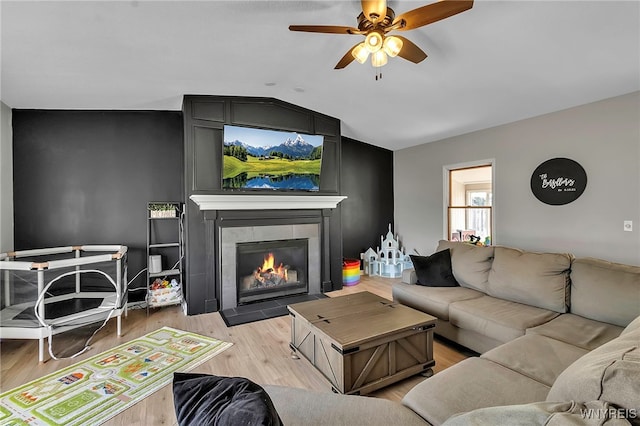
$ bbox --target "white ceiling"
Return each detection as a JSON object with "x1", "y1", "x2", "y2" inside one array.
[{"x1": 1, "y1": 1, "x2": 638, "y2": 151}]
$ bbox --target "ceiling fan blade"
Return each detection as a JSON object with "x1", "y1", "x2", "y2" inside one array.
[
  {"x1": 395, "y1": 36, "x2": 428, "y2": 63},
  {"x1": 334, "y1": 44, "x2": 360, "y2": 69},
  {"x1": 289, "y1": 25, "x2": 359, "y2": 35},
  {"x1": 361, "y1": 0, "x2": 387, "y2": 23},
  {"x1": 394, "y1": 0, "x2": 473, "y2": 31}
]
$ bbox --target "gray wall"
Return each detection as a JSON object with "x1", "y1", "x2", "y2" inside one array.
[
  {"x1": 0, "y1": 102, "x2": 13, "y2": 252},
  {"x1": 394, "y1": 92, "x2": 640, "y2": 266}
]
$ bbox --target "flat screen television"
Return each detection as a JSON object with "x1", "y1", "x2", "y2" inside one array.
[{"x1": 222, "y1": 124, "x2": 324, "y2": 191}]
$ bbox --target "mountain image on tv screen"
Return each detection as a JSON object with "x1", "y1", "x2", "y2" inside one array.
[{"x1": 222, "y1": 125, "x2": 323, "y2": 191}]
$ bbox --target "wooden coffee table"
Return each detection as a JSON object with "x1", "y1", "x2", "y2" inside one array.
[{"x1": 288, "y1": 291, "x2": 436, "y2": 395}]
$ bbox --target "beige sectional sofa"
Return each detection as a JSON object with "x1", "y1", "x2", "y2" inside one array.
[
  {"x1": 394, "y1": 240, "x2": 637, "y2": 353},
  {"x1": 262, "y1": 241, "x2": 640, "y2": 425}
]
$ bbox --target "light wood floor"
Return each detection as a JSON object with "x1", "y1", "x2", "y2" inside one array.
[{"x1": 0, "y1": 275, "x2": 469, "y2": 425}]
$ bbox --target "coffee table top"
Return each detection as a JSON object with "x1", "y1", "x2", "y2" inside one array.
[{"x1": 288, "y1": 291, "x2": 436, "y2": 349}]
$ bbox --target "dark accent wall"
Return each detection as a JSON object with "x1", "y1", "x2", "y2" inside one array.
[
  {"x1": 182, "y1": 96, "x2": 343, "y2": 315},
  {"x1": 11, "y1": 106, "x2": 393, "y2": 315},
  {"x1": 12, "y1": 110, "x2": 184, "y2": 295},
  {"x1": 341, "y1": 137, "x2": 394, "y2": 259}
]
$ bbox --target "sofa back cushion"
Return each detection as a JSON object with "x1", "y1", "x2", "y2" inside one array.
[
  {"x1": 487, "y1": 247, "x2": 572, "y2": 313},
  {"x1": 570, "y1": 258, "x2": 640, "y2": 327},
  {"x1": 436, "y1": 240, "x2": 494, "y2": 292},
  {"x1": 546, "y1": 324, "x2": 640, "y2": 413}
]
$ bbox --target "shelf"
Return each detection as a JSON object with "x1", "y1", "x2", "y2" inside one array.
[
  {"x1": 148, "y1": 298, "x2": 183, "y2": 308},
  {"x1": 149, "y1": 243, "x2": 180, "y2": 248},
  {"x1": 147, "y1": 202, "x2": 184, "y2": 314},
  {"x1": 149, "y1": 269, "x2": 180, "y2": 278}
]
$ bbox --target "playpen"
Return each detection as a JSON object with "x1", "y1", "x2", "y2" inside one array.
[{"x1": 0, "y1": 245, "x2": 128, "y2": 362}]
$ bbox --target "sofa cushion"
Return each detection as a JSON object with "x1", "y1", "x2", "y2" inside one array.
[
  {"x1": 526, "y1": 313, "x2": 624, "y2": 350},
  {"x1": 547, "y1": 326, "x2": 640, "y2": 413},
  {"x1": 402, "y1": 357, "x2": 550, "y2": 426},
  {"x1": 263, "y1": 385, "x2": 427, "y2": 426},
  {"x1": 449, "y1": 295, "x2": 559, "y2": 344},
  {"x1": 487, "y1": 246, "x2": 572, "y2": 313},
  {"x1": 436, "y1": 240, "x2": 494, "y2": 292},
  {"x1": 570, "y1": 257, "x2": 640, "y2": 327},
  {"x1": 172, "y1": 373, "x2": 282, "y2": 426},
  {"x1": 442, "y1": 401, "x2": 634, "y2": 426},
  {"x1": 410, "y1": 249, "x2": 459, "y2": 287},
  {"x1": 481, "y1": 334, "x2": 588, "y2": 386},
  {"x1": 392, "y1": 283, "x2": 484, "y2": 320}
]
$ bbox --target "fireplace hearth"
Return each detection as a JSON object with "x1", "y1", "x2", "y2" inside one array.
[{"x1": 237, "y1": 239, "x2": 308, "y2": 305}]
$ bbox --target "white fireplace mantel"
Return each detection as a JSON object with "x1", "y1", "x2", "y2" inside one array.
[{"x1": 190, "y1": 194, "x2": 347, "y2": 211}]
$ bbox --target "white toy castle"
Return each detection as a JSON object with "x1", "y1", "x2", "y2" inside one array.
[{"x1": 361, "y1": 224, "x2": 413, "y2": 278}]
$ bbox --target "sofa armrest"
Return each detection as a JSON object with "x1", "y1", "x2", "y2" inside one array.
[{"x1": 403, "y1": 268, "x2": 418, "y2": 284}]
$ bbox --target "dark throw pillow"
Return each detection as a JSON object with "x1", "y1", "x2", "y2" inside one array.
[
  {"x1": 410, "y1": 249, "x2": 459, "y2": 287},
  {"x1": 173, "y1": 373, "x2": 282, "y2": 426}
]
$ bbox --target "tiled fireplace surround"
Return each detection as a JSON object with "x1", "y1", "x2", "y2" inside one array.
[
  {"x1": 190, "y1": 195, "x2": 347, "y2": 311},
  {"x1": 219, "y1": 223, "x2": 321, "y2": 310}
]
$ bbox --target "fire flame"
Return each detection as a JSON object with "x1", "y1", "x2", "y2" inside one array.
[{"x1": 257, "y1": 253, "x2": 288, "y2": 281}]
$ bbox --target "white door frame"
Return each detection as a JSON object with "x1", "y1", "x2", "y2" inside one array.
[{"x1": 442, "y1": 159, "x2": 496, "y2": 243}]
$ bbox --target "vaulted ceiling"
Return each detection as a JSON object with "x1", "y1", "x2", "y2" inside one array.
[{"x1": 1, "y1": 1, "x2": 638, "y2": 150}]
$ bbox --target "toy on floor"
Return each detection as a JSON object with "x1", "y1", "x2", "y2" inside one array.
[{"x1": 361, "y1": 224, "x2": 413, "y2": 278}]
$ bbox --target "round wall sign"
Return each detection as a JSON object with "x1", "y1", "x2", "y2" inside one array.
[{"x1": 530, "y1": 158, "x2": 587, "y2": 205}]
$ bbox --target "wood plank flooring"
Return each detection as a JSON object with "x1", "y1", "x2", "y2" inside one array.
[{"x1": 0, "y1": 275, "x2": 469, "y2": 425}]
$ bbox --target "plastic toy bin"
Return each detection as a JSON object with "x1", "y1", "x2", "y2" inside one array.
[{"x1": 342, "y1": 258, "x2": 361, "y2": 286}]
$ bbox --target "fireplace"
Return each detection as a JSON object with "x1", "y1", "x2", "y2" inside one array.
[
  {"x1": 236, "y1": 238, "x2": 308, "y2": 305},
  {"x1": 218, "y1": 221, "x2": 323, "y2": 310},
  {"x1": 188, "y1": 193, "x2": 347, "y2": 313}
]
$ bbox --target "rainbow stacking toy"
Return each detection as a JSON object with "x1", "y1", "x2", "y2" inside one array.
[{"x1": 342, "y1": 258, "x2": 361, "y2": 286}]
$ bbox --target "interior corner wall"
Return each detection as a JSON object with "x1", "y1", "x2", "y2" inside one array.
[
  {"x1": 394, "y1": 91, "x2": 640, "y2": 266},
  {"x1": 12, "y1": 110, "x2": 184, "y2": 293},
  {"x1": 0, "y1": 102, "x2": 14, "y2": 252},
  {"x1": 341, "y1": 137, "x2": 394, "y2": 259}
]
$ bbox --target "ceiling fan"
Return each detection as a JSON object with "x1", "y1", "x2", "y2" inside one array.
[{"x1": 289, "y1": 0, "x2": 474, "y2": 71}]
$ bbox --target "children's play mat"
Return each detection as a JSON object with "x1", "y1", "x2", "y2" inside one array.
[{"x1": 0, "y1": 327, "x2": 232, "y2": 425}]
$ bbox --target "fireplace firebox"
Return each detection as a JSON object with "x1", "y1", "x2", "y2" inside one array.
[{"x1": 236, "y1": 238, "x2": 308, "y2": 305}]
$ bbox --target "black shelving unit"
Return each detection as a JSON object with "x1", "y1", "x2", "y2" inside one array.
[{"x1": 146, "y1": 202, "x2": 184, "y2": 312}]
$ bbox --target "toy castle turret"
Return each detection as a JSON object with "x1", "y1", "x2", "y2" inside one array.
[{"x1": 361, "y1": 224, "x2": 413, "y2": 278}]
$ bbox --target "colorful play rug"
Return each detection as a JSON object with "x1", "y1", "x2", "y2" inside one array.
[{"x1": 0, "y1": 327, "x2": 233, "y2": 425}]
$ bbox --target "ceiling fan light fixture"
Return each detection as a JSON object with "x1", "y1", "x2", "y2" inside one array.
[
  {"x1": 371, "y1": 50, "x2": 388, "y2": 67},
  {"x1": 364, "y1": 31, "x2": 384, "y2": 53},
  {"x1": 290, "y1": 0, "x2": 474, "y2": 71},
  {"x1": 352, "y1": 43, "x2": 370, "y2": 64},
  {"x1": 383, "y1": 36, "x2": 403, "y2": 57}
]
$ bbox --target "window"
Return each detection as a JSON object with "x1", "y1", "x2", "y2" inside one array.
[{"x1": 446, "y1": 164, "x2": 493, "y2": 245}]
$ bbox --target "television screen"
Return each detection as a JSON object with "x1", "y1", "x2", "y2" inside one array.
[{"x1": 222, "y1": 125, "x2": 324, "y2": 191}]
